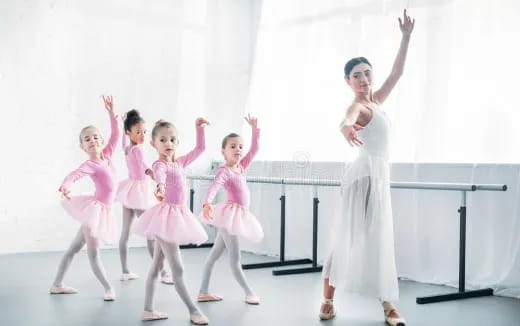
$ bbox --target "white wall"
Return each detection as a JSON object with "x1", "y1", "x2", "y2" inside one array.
[{"x1": 0, "y1": 0, "x2": 261, "y2": 253}]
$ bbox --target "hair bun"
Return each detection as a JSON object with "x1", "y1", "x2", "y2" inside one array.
[
  {"x1": 123, "y1": 109, "x2": 145, "y2": 132},
  {"x1": 126, "y1": 109, "x2": 140, "y2": 119}
]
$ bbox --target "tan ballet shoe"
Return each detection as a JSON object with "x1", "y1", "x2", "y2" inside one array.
[
  {"x1": 160, "y1": 274, "x2": 174, "y2": 285},
  {"x1": 141, "y1": 310, "x2": 168, "y2": 321},
  {"x1": 319, "y1": 298, "x2": 336, "y2": 321},
  {"x1": 190, "y1": 313, "x2": 209, "y2": 325},
  {"x1": 49, "y1": 285, "x2": 78, "y2": 294},
  {"x1": 384, "y1": 308, "x2": 406, "y2": 326},
  {"x1": 103, "y1": 290, "x2": 116, "y2": 301},
  {"x1": 120, "y1": 272, "x2": 139, "y2": 281},
  {"x1": 245, "y1": 295, "x2": 260, "y2": 305},
  {"x1": 197, "y1": 293, "x2": 223, "y2": 302}
]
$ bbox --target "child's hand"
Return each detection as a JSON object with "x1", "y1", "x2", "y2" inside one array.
[
  {"x1": 196, "y1": 117, "x2": 210, "y2": 128},
  {"x1": 154, "y1": 184, "x2": 165, "y2": 202},
  {"x1": 102, "y1": 95, "x2": 116, "y2": 116},
  {"x1": 203, "y1": 204, "x2": 213, "y2": 221},
  {"x1": 244, "y1": 114, "x2": 258, "y2": 129},
  {"x1": 59, "y1": 186, "x2": 71, "y2": 200},
  {"x1": 145, "y1": 168, "x2": 154, "y2": 180}
]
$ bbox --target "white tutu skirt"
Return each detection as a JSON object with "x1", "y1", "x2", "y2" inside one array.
[
  {"x1": 324, "y1": 155, "x2": 399, "y2": 301},
  {"x1": 116, "y1": 178, "x2": 156, "y2": 210},
  {"x1": 132, "y1": 203, "x2": 208, "y2": 245},
  {"x1": 61, "y1": 196, "x2": 117, "y2": 244},
  {"x1": 202, "y1": 203, "x2": 264, "y2": 242}
]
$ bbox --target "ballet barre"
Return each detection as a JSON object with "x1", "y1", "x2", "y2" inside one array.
[
  {"x1": 188, "y1": 176, "x2": 351, "y2": 273},
  {"x1": 187, "y1": 176, "x2": 316, "y2": 270},
  {"x1": 389, "y1": 182, "x2": 506, "y2": 304},
  {"x1": 187, "y1": 175, "x2": 507, "y2": 304}
]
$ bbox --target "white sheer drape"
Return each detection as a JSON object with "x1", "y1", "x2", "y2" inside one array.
[
  {"x1": 240, "y1": 0, "x2": 520, "y2": 300},
  {"x1": 247, "y1": 0, "x2": 520, "y2": 163}
]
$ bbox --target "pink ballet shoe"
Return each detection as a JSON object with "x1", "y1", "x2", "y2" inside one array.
[
  {"x1": 384, "y1": 308, "x2": 406, "y2": 326},
  {"x1": 49, "y1": 285, "x2": 78, "y2": 294},
  {"x1": 120, "y1": 272, "x2": 139, "y2": 281},
  {"x1": 190, "y1": 313, "x2": 209, "y2": 325},
  {"x1": 103, "y1": 290, "x2": 116, "y2": 301},
  {"x1": 197, "y1": 293, "x2": 223, "y2": 302},
  {"x1": 319, "y1": 298, "x2": 336, "y2": 321},
  {"x1": 160, "y1": 274, "x2": 174, "y2": 285},
  {"x1": 245, "y1": 295, "x2": 260, "y2": 305},
  {"x1": 141, "y1": 310, "x2": 168, "y2": 321}
]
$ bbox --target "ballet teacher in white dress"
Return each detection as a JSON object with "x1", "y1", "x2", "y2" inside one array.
[{"x1": 319, "y1": 9, "x2": 415, "y2": 326}]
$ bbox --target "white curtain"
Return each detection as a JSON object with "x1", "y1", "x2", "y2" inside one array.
[
  {"x1": 0, "y1": 0, "x2": 261, "y2": 253},
  {"x1": 247, "y1": 0, "x2": 520, "y2": 163}
]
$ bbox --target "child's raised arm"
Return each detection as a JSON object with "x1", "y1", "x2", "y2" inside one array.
[
  {"x1": 101, "y1": 95, "x2": 120, "y2": 159},
  {"x1": 240, "y1": 114, "x2": 260, "y2": 170},
  {"x1": 177, "y1": 118, "x2": 209, "y2": 168}
]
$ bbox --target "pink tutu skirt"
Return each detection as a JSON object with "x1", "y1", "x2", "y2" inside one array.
[
  {"x1": 202, "y1": 203, "x2": 264, "y2": 242},
  {"x1": 132, "y1": 203, "x2": 208, "y2": 245},
  {"x1": 61, "y1": 196, "x2": 117, "y2": 244},
  {"x1": 116, "y1": 178, "x2": 156, "y2": 210}
]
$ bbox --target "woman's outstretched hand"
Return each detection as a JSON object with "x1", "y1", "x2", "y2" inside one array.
[
  {"x1": 341, "y1": 124, "x2": 365, "y2": 147},
  {"x1": 399, "y1": 9, "x2": 415, "y2": 36}
]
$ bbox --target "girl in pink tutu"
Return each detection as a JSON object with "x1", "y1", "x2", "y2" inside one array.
[
  {"x1": 197, "y1": 114, "x2": 263, "y2": 305},
  {"x1": 50, "y1": 95, "x2": 119, "y2": 301},
  {"x1": 131, "y1": 118, "x2": 209, "y2": 324},
  {"x1": 116, "y1": 109, "x2": 171, "y2": 284}
]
